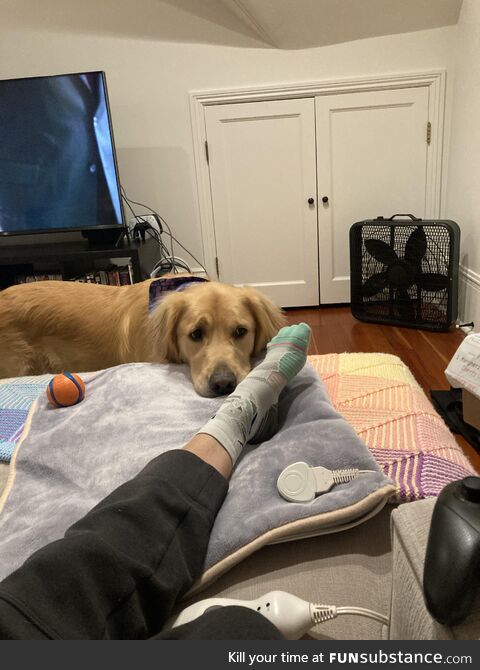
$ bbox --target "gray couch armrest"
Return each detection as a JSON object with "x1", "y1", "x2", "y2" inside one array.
[
  {"x1": 390, "y1": 498, "x2": 480, "y2": 640},
  {"x1": 0, "y1": 462, "x2": 9, "y2": 498}
]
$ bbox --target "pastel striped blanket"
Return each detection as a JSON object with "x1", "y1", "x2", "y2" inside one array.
[
  {"x1": 0, "y1": 375, "x2": 51, "y2": 462},
  {"x1": 309, "y1": 352, "x2": 477, "y2": 502}
]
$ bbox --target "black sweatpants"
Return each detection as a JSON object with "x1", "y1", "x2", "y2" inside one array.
[{"x1": 0, "y1": 450, "x2": 283, "y2": 640}]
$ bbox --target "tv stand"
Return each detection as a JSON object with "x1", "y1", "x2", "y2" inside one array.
[
  {"x1": 81, "y1": 227, "x2": 128, "y2": 248},
  {"x1": 0, "y1": 236, "x2": 160, "y2": 289}
]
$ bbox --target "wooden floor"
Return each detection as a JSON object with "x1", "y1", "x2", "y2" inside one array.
[{"x1": 284, "y1": 305, "x2": 480, "y2": 472}]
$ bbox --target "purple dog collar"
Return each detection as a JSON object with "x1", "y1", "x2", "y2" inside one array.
[{"x1": 148, "y1": 276, "x2": 209, "y2": 313}]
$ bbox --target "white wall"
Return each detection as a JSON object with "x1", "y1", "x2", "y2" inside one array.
[
  {"x1": 444, "y1": 0, "x2": 480, "y2": 329},
  {"x1": 0, "y1": 19, "x2": 454, "y2": 272}
]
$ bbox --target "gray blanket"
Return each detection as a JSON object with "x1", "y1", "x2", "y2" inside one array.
[{"x1": 0, "y1": 362, "x2": 394, "y2": 588}]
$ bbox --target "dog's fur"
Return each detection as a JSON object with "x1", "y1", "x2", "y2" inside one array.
[{"x1": 0, "y1": 278, "x2": 286, "y2": 396}]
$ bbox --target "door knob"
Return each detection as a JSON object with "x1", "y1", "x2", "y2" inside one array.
[
  {"x1": 322, "y1": 196, "x2": 329, "y2": 204},
  {"x1": 308, "y1": 197, "x2": 315, "y2": 205}
]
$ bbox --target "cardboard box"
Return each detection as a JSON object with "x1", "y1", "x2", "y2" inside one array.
[{"x1": 462, "y1": 389, "x2": 480, "y2": 431}]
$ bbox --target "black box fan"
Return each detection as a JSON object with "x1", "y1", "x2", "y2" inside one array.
[{"x1": 350, "y1": 214, "x2": 460, "y2": 332}]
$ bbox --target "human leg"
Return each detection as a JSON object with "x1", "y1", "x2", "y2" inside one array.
[{"x1": 0, "y1": 449, "x2": 227, "y2": 639}]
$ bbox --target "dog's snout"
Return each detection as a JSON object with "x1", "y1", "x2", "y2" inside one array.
[{"x1": 209, "y1": 367, "x2": 237, "y2": 396}]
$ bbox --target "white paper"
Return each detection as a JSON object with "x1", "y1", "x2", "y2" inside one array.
[{"x1": 445, "y1": 333, "x2": 480, "y2": 400}]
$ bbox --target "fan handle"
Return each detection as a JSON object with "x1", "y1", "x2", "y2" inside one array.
[{"x1": 388, "y1": 213, "x2": 421, "y2": 221}]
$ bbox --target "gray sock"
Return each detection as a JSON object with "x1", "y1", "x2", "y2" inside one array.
[{"x1": 197, "y1": 323, "x2": 311, "y2": 464}]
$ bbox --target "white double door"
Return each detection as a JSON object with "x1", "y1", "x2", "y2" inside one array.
[{"x1": 205, "y1": 87, "x2": 431, "y2": 306}]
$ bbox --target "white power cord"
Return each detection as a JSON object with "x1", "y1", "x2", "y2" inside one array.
[
  {"x1": 312, "y1": 605, "x2": 389, "y2": 626},
  {"x1": 169, "y1": 590, "x2": 389, "y2": 639}
]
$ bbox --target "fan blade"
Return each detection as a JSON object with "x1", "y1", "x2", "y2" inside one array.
[
  {"x1": 395, "y1": 289, "x2": 416, "y2": 322},
  {"x1": 362, "y1": 272, "x2": 389, "y2": 297},
  {"x1": 417, "y1": 273, "x2": 449, "y2": 292},
  {"x1": 365, "y1": 239, "x2": 398, "y2": 265},
  {"x1": 404, "y1": 226, "x2": 427, "y2": 264}
]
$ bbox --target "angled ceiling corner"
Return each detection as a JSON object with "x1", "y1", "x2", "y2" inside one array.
[{"x1": 219, "y1": 0, "x2": 279, "y2": 47}]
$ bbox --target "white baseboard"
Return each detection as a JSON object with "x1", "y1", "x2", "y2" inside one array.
[
  {"x1": 459, "y1": 265, "x2": 480, "y2": 332},
  {"x1": 191, "y1": 267, "x2": 209, "y2": 278}
]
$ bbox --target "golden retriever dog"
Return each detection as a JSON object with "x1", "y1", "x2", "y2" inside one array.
[{"x1": 0, "y1": 278, "x2": 286, "y2": 396}]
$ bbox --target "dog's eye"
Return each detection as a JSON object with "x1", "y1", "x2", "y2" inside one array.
[
  {"x1": 190, "y1": 328, "x2": 203, "y2": 342},
  {"x1": 233, "y1": 327, "x2": 248, "y2": 339}
]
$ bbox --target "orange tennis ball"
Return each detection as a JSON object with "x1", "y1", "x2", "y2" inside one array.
[{"x1": 46, "y1": 372, "x2": 86, "y2": 408}]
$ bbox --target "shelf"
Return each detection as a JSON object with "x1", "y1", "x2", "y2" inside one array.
[{"x1": 0, "y1": 236, "x2": 160, "y2": 288}]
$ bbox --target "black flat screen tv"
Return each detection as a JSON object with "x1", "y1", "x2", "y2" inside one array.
[{"x1": 0, "y1": 71, "x2": 125, "y2": 236}]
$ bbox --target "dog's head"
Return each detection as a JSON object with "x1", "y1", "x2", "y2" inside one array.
[{"x1": 149, "y1": 281, "x2": 286, "y2": 396}]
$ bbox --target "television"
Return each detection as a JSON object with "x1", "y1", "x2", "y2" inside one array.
[{"x1": 0, "y1": 71, "x2": 125, "y2": 237}]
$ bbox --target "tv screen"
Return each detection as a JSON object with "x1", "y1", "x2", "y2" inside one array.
[{"x1": 0, "y1": 71, "x2": 124, "y2": 236}]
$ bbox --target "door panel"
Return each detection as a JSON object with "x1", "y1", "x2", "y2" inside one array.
[
  {"x1": 315, "y1": 87, "x2": 430, "y2": 303},
  {"x1": 205, "y1": 98, "x2": 319, "y2": 307}
]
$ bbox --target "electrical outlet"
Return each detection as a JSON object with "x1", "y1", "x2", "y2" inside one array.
[{"x1": 128, "y1": 215, "x2": 161, "y2": 235}]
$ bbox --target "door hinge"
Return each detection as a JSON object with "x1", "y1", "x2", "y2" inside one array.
[
  {"x1": 205, "y1": 140, "x2": 210, "y2": 163},
  {"x1": 426, "y1": 121, "x2": 432, "y2": 145},
  {"x1": 215, "y1": 256, "x2": 219, "y2": 278}
]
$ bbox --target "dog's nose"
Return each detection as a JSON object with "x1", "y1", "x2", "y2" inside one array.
[{"x1": 209, "y1": 367, "x2": 237, "y2": 396}]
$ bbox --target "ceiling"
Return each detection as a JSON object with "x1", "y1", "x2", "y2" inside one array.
[
  {"x1": 0, "y1": 0, "x2": 463, "y2": 48},
  {"x1": 225, "y1": 0, "x2": 464, "y2": 49}
]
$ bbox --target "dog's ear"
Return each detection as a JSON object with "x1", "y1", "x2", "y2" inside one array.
[
  {"x1": 242, "y1": 287, "x2": 287, "y2": 355},
  {"x1": 149, "y1": 292, "x2": 186, "y2": 362}
]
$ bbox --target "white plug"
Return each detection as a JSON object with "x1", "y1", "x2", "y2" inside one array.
[
  {"x1": 277, "y1": 462, "x2": 377, "y2": 503},
  {"x1": 168, "y1": 590, "x2": 388, "y2": 639}
]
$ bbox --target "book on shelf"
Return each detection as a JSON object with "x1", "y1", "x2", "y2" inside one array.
[
  {"x1": 70, "y1": 263, "x2": 134, "y2": 286},
  {"x1": 15, "y1": 272, "x2": 63, "y2": 284},
  {"x1": 14, "y1": 263, "x2": 135, "y2": 286}
]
